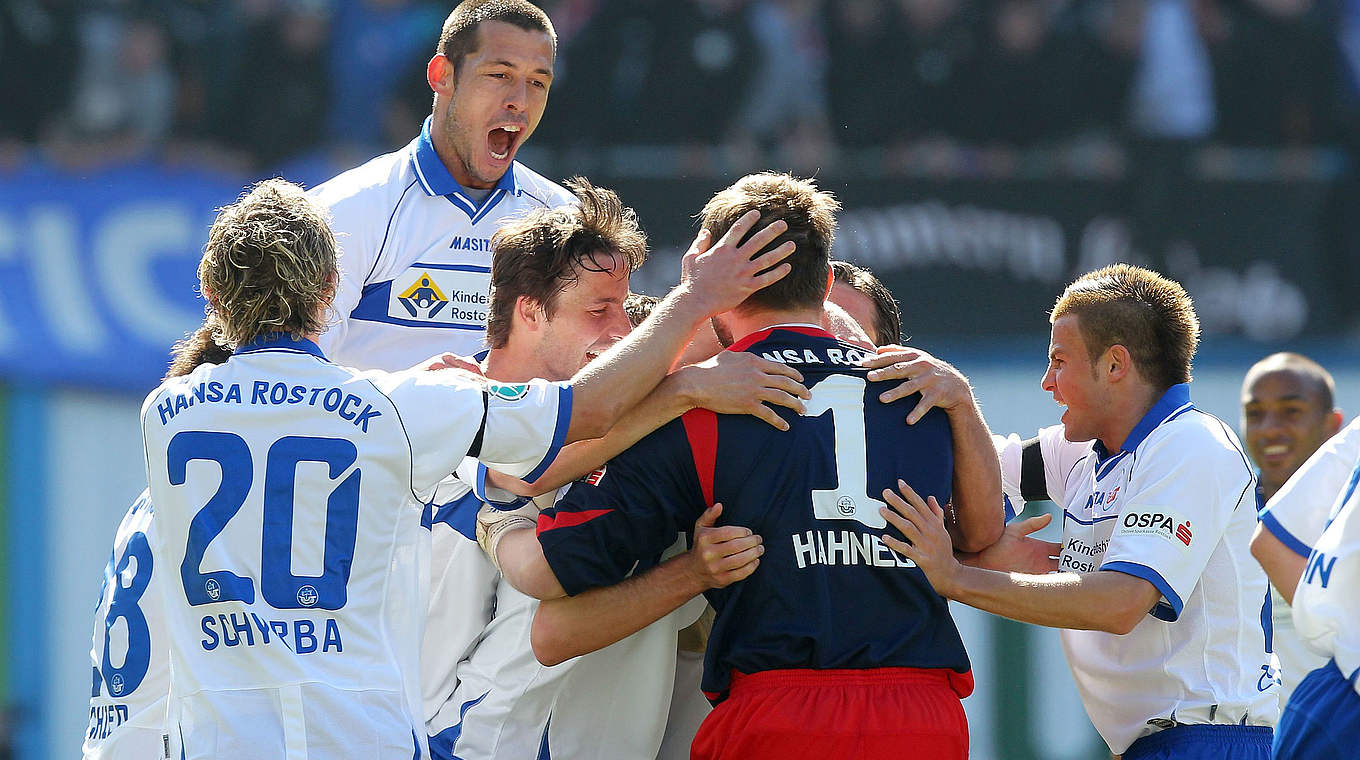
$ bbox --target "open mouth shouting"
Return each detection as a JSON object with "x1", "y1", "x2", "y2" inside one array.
[{"x1": 488, "y1": 124, "x2": 524, "y2": 162}]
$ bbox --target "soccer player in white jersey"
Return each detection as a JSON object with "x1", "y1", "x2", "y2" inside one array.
[
  {"x1": 1257, "y1": 422, "x2": 1360, "y2": 759},
  {"x1": 141, "y1": 179, "x2": 795, "y2": 759},
  {"x1": 311, "y1": 0, "x2": 570, "y2": 368},
  {"x1": 1254, "y1": 419, "x2": 1360, "y2": 602},
  {"x1": 880, "y1": 264, "x2": 1278, "y2": 759},
  {"x1": 1238, "y1": 353, "x2": 1343, "y2": 702},
  {"x1": 84, "y1": 326, "x2": 232, "y2": 759},
  {"x1": 425, "y1": 180, "x2": 805, "y2": 760},
  {"x1": 306, "y1": 1, "x2": 572, "y2": 701}
]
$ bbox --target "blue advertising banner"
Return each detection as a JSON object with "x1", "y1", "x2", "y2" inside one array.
[{"x1": 0, "y1": 159, "x2": 1346, "y2": 392}]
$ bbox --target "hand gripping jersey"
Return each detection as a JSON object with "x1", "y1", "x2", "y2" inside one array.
[
  {"x1": 309, "y1": 116, "x2": 575, "y2": 369},
  {"x1": 139, "y1": 334, "x2": 570, "y2": 760},
  {"x1": 84, "y1": 490, "x2": 167, "y2": 759},
  {"x1": 995, "y1": 385, "x2": 1278, "y2": 754},
  {"x1": 537, "y1": 326, "x2": 968, "y2": 702}
]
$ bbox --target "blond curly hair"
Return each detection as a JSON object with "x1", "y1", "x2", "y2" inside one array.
[{"x1": 198, "y1": 179, "x2": 337, "y2": 348}]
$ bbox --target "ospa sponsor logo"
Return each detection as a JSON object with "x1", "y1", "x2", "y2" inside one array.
[{"x1": 1119, "y1": 510, "x2": 1193, "y2": 547}]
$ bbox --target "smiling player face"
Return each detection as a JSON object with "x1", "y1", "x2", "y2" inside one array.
[
  {"x1": 535, "y1": 251, "x2": 633, "y2": 381},
  {"x1": 1241, "y1": 369, "x2": 1337, "y2": 496},
  {"x1": 436, "y1": 21, "x2": 554, "y2": 188}
]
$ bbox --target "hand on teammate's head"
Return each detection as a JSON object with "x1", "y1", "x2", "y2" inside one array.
[{"x1": 676, "y1": 210, "x2": 796, "y2": 317}]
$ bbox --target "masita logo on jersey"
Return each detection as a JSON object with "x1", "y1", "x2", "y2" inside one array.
[
  {"x1": 1119, "y1": 510, "x2": 1194, "y2": 547},
  {"x1": 386, "y1": 264, "x2": 490, "y2": 327}
]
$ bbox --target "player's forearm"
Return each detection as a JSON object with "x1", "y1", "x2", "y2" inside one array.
[
  {"x1": 506, "y1": 375, "x2": 694, "y2": 495},
  {"x1": 939, "y1": 565, "x2": 1160, "y2": 634},
  {"x1": 495, "y1": 527, "x2": 567, "y2": 600},
  {"x1": 565, "y1": 293, "x2": 707, "y2": 442},
  {"x1": 944, "y1": 399, "x2": 1005, "y2": 553},
  {"x1": 530, "y1": 554, "x2": 706, "y2": 666},
  {"x1": 1250, "y1": 523, "x2": 1307, "y2": 604}
]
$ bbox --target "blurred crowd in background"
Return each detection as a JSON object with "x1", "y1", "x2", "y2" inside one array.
[{"x1": 2, "y1": 0, "x2": 1358, "y2": 174}]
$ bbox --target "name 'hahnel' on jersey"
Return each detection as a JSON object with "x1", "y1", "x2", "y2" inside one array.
[
  {"x1": 155, "y1": 381, "x2": 383, "y2": 432},
  {"x1": 792, "y1": 529, "x2": 918, "y2": 569}
]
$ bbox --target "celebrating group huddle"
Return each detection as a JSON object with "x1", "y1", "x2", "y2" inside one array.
[{"x1": 85, "y1": 2, "x2": 1359, "y2": 760}]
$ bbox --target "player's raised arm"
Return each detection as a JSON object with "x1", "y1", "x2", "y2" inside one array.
[
  {"x1": 488, "y1": 351, "x2": 808, "y2": 496},
  {"x1": 563, "y1": 210, "x2": 795, "y2": 442}
]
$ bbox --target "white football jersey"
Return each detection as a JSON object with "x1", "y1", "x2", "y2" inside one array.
[
  {"x1": 1259, "y1": 419, "x2": 1360, "y2": 700},
  {"x1": 418, "y1": 461, "x2": 503, "y2": 730},
  {"x1": 995, "y1": 384, "x2": 1278, "y2": 754},
  {"x1": 426, "y1": 482, "x2": 704, "y2": 760},
  {"x1": 140, "y1": 334, "x2": 570, "y2": 760},
  {"x1": 84, "y1": 490, "x2": 168, "y2": 760},
  {"x1": 547, "y1": 591, "x2": 707, "y2": 760},
  {"x1": 1291, "y1": 445, "x2": 1360, "y2": 697},
  {"x1": 310, "y1": 116, "x2": 574, "y2": 370},
  {"x1": 656, "y1": 650, "x2": 713, "y2": 760},
  {"x1": 1260, "y1": 418, "x2": 1360, "y2": 564}
]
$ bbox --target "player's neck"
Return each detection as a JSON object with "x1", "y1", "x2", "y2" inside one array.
[
  {"x1": 724, "y1": 306, "x2": 825, "y2": 344},
  {"x1": 430, "y1": 123, "x2": 497, "y2": 191},
  {"x1": 1098, "y1": 382, "x2": 1165, "y2": 453},
  {"x1": 482, "y1": 345, "x2": 551, "y2": 384}
]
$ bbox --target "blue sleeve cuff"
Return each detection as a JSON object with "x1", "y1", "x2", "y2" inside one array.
[
  {"x1": 1003, "y1": 494, "x2": 1017, "y2": 523},
  {"x1": 472, "y1": 462, "x2": 529, "y2": 510},
  {"x1": 1100, "y1": 560, "x2": 1184, "y2": 622},
  {"x1": 522, "y1": 383, "x2": 573, "y2": 484},
  {"x1": 1259, "y1": 511, "x2": 1314, "y2": 559}
]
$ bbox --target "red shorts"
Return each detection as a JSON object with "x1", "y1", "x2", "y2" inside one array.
[{"x1": 690, "y1": 667, "x2": 972, "y2": 760}]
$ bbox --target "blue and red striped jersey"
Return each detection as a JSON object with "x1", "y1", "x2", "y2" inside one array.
[{"x1": 536, "y1": 326, "x2": 970, "y2": 700}]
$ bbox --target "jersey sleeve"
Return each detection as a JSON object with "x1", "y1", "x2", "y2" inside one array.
[
  {"x1": 1291, "y1": 475, "x2": 1360, "y2": 666},
  {"x1": 1260, "y1": 418, "x2": 1360, "y2": 558},
  {"x1": 374, "y1": 369, "x2": 571, "y2": 497},
  {"x1": 536, "y1": 421, "x2": 702, "y2": 596},
  {"x1": 994, "y1": 424, "x2": 1090, "y2": 514},
  {"x1": 1099, "y1": 428, "x2": 1255, "y2": 621}
]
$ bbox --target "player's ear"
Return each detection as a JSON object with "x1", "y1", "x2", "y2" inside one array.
[
  {"x1": 514, "y1": 294, "x2": 543, "y2": 332},
  {"x1": 1326, "y1": 409, "x2": 1344, "y2": 437},
  {"x1": 428, "y1": 54, "x2": 454, "y2": 95},
  {"x1": 824, "y1": 266, "x2": 834, "y2": 300},
  {"x1": 1104, "y1": 344, "x2": 1132, "y2": 382}
]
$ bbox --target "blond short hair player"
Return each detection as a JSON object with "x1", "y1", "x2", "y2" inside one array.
[{"x1": 885, "y1": 264, "x2": 1278, "y2": 759}]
